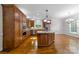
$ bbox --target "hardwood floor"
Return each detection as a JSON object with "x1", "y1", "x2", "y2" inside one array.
[{"x1": 0, "y1": 34, "x2": 79, "y2": 54}]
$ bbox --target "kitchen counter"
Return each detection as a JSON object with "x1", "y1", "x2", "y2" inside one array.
[
  {"x1": 37, "y1": 31, "x2": 54, "y2": 33},
  {"x1": 30, "y1": 28, "x2": 45, "y2": 35},
  {"x1": 30, "y1": 28, "x2": 45, "y2": 30}
]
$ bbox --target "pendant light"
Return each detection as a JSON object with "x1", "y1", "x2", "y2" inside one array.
[{"x1": 43, "y1": 9, "x2": 51, "y2": 24}]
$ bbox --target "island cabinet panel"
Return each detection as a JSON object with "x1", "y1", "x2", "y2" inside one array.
[
  {"x1": 2, "y1": 4, "x2": 28, "y2": 51},
  {"x1": 37, "y1": 32, "x2": 55, "y2": 47}
]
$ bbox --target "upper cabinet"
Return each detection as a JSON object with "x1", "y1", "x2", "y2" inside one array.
[
  {"x1": 27, "y1": 19, "x2": 34, "y2": 28},
  {"x1": 30, "y1": 20, "x2": 34, "y2": 27}
]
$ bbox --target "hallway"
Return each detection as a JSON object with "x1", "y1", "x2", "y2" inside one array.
[{"x1": 0, "y1": 34, "x2": 79, "y2": 54}]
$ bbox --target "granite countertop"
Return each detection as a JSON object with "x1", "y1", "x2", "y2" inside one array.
[
  {"x1": 37, "y1": 31, "x2": 54, "y2": 33},
  {"x1": 30, "y1": 27, "x2": 45, "y2": 30}
]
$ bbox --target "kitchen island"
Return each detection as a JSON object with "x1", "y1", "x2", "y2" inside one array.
[
  {"x1": 37, "y1": 31, "x2": 55, "y2": 47},
  {"x1": 30, "y1": 27, "x2": 45, "y2": 35}
]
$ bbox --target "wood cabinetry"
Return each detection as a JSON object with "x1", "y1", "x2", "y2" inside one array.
[
  {"x1": 30, "y1": 20, "x2": 34, "y2": 27},
  {"x1": 27, "y1": 19, "x2": 30, "y2": 28},
  {"x1": 27, "y1": 20, "x2": 34, "y2": 27},
  {"x1": 37, "y1": 32, "x2": 55, "y2": 47},
  {"x1": 2, "y1": 5, "x2": 29, "y2": 51},
  {"x1": 42, "y1": 21, "x2": 46, "y2": 28}
]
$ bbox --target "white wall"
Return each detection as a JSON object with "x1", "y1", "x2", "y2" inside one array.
[
  {"x1": 0, "y1": 5, "x2": 3, "y2": 51},
  {"x1": 50, "y1": 14, "x2": 79, "y2": 38},
  {"x1": 50, "y1": 18, "x2": 64, "y2": 34},
  {"x1": 62, "y1": 14, "x2": 79, "y2": 38}
]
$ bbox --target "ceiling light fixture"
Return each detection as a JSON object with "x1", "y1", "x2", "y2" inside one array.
[
  {"x1": 43, "y1": 9, "x2": 51, "y2": 24},
  {"x1": 66, "y1": 18, "x2": 75, "y2": 24}
]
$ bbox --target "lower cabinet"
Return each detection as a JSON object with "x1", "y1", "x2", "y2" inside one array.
[{"x1": 37, "y1": 33, "x2": 55, "y2": 47}]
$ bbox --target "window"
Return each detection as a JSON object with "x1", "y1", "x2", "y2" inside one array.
[
  {"x1": 77, "y1": 20, "x2": 79, "y2": 34},
  {"x1": 66, "y1": 18, "x2": 79, "y2": 34},
  {"x1": 35, "y1": 20, "x2": 42, "y2": 28},
  {"x1": 69, "y1": 21, "x2": 77, "y2": 33}
]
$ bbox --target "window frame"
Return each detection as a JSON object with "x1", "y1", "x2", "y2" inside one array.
[{"x1": 68, "y1": 19, "x2": 78, "y2": 34}]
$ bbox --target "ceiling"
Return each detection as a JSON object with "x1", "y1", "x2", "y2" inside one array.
[{"x1": 16, "y1": 4, "x2": 79, "y2": 20}]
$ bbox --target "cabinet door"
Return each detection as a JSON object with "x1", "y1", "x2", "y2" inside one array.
[
  {"x1": 19, "y1": 11, "x2": 23, "y2": 42},
  {"x1": 3, "y1": 5, "x2": 15, "y2": 51},
  {"x1": 31, "y1": 20, "x2": 34, "y2": 27},
  {"x1": 14, "y1": 8, "x2": 21, "y2": 47},
  {"x1": 29, "y1": 20, "x2": 34, "y2": 27}
]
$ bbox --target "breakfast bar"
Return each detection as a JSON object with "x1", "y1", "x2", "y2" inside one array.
[{"x1": 37, "y1": 31, "x2": 55, "y2": 47}]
